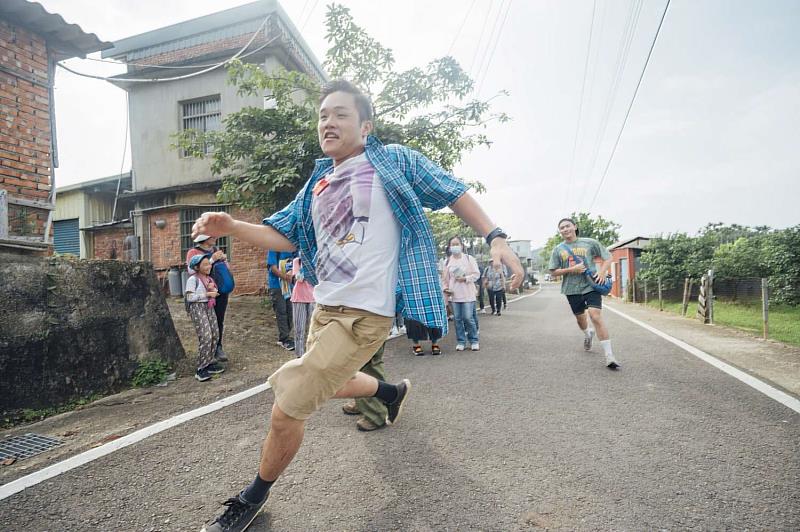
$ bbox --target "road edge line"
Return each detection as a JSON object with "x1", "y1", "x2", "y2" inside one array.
[
  {"x1": 0, "y1": 382, "x2": 271, "y2": 501},
  {"x1": 507, "y1": 286, "x2": 541, "y2": 303},
  {"x1": 604, "y1": 305, "x2": 800, "y2": 415}
]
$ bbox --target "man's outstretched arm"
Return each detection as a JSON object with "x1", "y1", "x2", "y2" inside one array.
[
  {"x1": 192, "y1": 212, "x2": 296, "y2": 252},
  {"x1": 449, "y1": 192, "x2": 524, "y2": 290}
]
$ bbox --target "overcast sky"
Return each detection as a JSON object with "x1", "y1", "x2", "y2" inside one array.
[{"x1": 39, "y1": 0, "x2": 800, "y2": 247}]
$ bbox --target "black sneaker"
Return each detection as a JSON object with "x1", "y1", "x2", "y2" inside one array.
[
  {"x1": 206, "y1": 362, "x2": 225, "y2": 375},
  {"x1": 278, "y1": 341, "x2": 295, "y2": 351},
  {"x1": 202, "y1": 492, "x2": 268, "y2": 532},
  {"x1": 215, "y1": 345, "x2": 229, "y2": 362},
  {"x1": 386, "y1": 379, "x2": 411, "y2": 425},
  {"x1": 195, "y1": 367, "x2": 211, "y2": 382}
]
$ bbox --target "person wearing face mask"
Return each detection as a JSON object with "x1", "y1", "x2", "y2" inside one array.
[{"x1": 443, "y1": 236, "x2": 481, "y2": 351}]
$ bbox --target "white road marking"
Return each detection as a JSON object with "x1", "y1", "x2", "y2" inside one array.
[
  {"x1": 605, "y1": 305, "x2": 800, "y2": 415},
  {"x1": 0, "y1": 382, "x2": 271, "y2": 501},
  {"x1": 506, "y1": 286, "x2": 541, "y2": 303}
]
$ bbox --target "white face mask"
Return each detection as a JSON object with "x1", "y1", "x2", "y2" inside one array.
[{"x1": 449, "y1": 245, "x2": 462, "y2": 255}]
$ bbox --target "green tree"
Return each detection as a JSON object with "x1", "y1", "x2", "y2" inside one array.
[
  {"x1": 539, "y1": 212, "x2": 621, "y2": 266},
  {"x1": 712, "y1": 236, "x2": 766, "y2": 279},
  {"x1": 173, "y1": 3, "x2": 506, "y2": 213},
  {"x1": 762, "y1": 225, "x2": 800, "y2": 304}
]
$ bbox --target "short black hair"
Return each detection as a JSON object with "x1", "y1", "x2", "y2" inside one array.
[
  {"x1": 558, "y1": 217, "x2": 580, "y2": 236},
  {"x1": 319, "y1": 79, "x2": 374, "y2": 122}
]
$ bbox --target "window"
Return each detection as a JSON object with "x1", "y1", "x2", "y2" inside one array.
[
  {"x1": 180, "y1": 207, "x2": 229, "y2": 260},
  {"x1": 181, "y1": 95, "x2": 221, "y2": 155}
]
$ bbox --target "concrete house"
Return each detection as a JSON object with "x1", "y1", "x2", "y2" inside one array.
[
  {"x1": 90, "y1": 0, "x2": 325, "y2": 292},
  {"x1": 0, "y1": 0, "x2": 110, "y2": 255}
]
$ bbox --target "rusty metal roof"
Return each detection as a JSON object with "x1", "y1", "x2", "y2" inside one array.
[{"x1": 0, "y1": 0, "x2": 111, "y2": 60}]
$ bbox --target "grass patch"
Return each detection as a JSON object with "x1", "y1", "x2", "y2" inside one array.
[
  {"x1": 642, "y1": 299, "x2": 800, "y2": 346},
  {"x1": 2, "y1": 393, "x2": 104, "y2": 429},
  {"x1": 131, "y1": 359, "x2": 171, "y2": 388}
]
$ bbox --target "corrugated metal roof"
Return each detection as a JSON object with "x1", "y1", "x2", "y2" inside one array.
[{"x1": 0, "y1": 0, "x2": 111, "y2": 60}]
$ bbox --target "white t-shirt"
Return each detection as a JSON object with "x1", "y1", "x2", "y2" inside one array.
[{"x1": 311, "y1": 153, "x2": 401, "y2": 316}]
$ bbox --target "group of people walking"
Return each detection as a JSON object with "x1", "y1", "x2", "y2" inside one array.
[{"x1": 185, "y1": 79, "x2": 616, "y2": 532}]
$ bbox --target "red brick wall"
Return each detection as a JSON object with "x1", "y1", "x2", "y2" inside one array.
[
  {"x1": 0, "y1": 20, "x2": 52, "y2": 239},
  {"x1": 126, "y1": 32, "x2": 268, "y2": 70},
  {"x1": 93, "y1": 226, "x2": 134, "y2": 260},
  {"x1": 146, "y1": 206, "x2": 266, "y2": 295}
]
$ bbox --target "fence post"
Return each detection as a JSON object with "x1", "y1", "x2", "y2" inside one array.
[
  {"x1": 644, "y1": 279, "x2": 648, "y2": 307},
  {"x1": 707, "y1": 269, "x2": 715, "y2": 325},
  {"x1": 762, "y1": 278, "x2": 769, "y2": 340},
  {"x1": 658, "y1": 278, "x2": 663, "y2": 311},
  {"x1": 681, "y1": 278, "x2": 689, "y2": 316}
]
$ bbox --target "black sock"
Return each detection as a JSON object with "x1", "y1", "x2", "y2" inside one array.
[
  {"x1": 241, "y1": 474, "x2": 274, "y2": 504},
  {"x1": 373, "y1": 380, "x2": 398, "y2": 404}
]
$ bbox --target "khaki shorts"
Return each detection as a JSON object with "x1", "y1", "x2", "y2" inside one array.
[{"x1": 267, "y1": 305, "x2": 392, "y2": 420}]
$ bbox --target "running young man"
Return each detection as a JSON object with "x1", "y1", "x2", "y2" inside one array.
[
  {"x1": 548, "y1": 217, "x2": 620, "y2": 369},
  {"x1": 194, "y1": 79, "x2": 523, "y2": 532}
]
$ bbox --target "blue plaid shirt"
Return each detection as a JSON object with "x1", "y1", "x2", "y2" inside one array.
[{"x1": 263, "y1": 135, "x2": 467, "y2": 334}]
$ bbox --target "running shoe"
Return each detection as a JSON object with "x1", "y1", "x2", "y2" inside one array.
[
  {"x1": 386, "y1": 379, "x2": 411, "y2": 425},
  {"x1": 202, "y1": 492, "x2": 269, "y2": 532},
  {"x1": 584, "y1": 330, "x2": 595, "y2": 351}
]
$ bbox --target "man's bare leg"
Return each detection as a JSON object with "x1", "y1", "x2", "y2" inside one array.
[
  {"x1": 588, "y1": 308, "x2": 618, "y2": 368},
  {"x1": 258, "y1": 404, "x2": 305, "y2": 482}
]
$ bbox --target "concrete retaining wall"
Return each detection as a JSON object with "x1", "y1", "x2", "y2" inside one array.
[{"x1": 0, "y1": 251, "x2": 185, "y2": 416}]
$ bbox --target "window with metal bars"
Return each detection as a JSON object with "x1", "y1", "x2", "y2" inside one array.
[
  {"x1": 180, "y1": 206, "x2": 229, "y2": 260},
  {"x1": 180, "y1": 95, "x2": 221, "y2": 156}
]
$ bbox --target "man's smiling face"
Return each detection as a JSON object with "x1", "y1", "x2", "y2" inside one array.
[{"x1": 317, "y1": 91, "x2": 372, "y2": 165}]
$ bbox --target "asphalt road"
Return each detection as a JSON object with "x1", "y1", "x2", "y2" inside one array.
[{"x1": 2, "y1": 285, "x2": 799, "y2": 531}]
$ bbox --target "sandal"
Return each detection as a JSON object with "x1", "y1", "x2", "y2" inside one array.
[
  {"x1": 412, "y1": 345, "x2": 424, "y2": 356},
  {"x1": 431, "y1": 344, "x2": 441, "y2": 356}
]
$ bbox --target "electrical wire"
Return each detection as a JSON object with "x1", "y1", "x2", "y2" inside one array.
[
  {"x1": 587, "y1": 0, "x2": 671, "y2": 212},
  {"x1": 562, "y1": 0, "x2": 598, "y2": 212},
  {"x1": 473, "y1": 0, "x2": 507, "y2": 92},
  {"x1": 80, "y1": 37, "x2": 278, "y2": 70},
  {"x1": 111, "y1": 92, "x2": 130, "y2": 222},
  {"x1": 576, "y1": 0, "x2": 642, "y2": 209},
  {"x1": 300, "y1": 0, "x2": 320, "y2": 32},
  {"x1": 475, "y1": 0, "x2": 514, "y2": 97},
  {"x1": 467, "y1": 0, "x2": 495, "y2": 78},
  {"x1": 57, "y1": 14, "x2": 275, "y2": 83},
  {"x1": 446, "y1": 0, "x2": 478, "y2": 57}
]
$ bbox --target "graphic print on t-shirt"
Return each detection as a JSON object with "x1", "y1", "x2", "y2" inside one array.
[{"x1": 314, "y1": 157, "x2": 374, "y2": 283}]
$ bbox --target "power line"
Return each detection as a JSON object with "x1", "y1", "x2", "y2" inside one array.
[
  {"x1": 447, "y1": 0, "x2": 478, "y2": 57},
  {"x1": 473, "y1": 0, "x2": 507, "y2": 88},
  {"x1": 58, "y1": 14, "x2": 274, "y2": 83},
  {"x1": 467, "y1": 0, "x2": 495, "y2": 78},
  {"x1": 300, "y1": 0, "x2": 320, "y2": 32},
  {"x1": 576, "y1": 0, "x2": 642, "y2": 209},
  {"x1": 80, "y1": 37, "x2": 278, "y2": 70},
  {"x1": 475, "y1": 0, "x2": 514, "y2": 96},
  {"x1": 587, "y1": 0, "x2": 671, "y2": 212},
  {"x1": 562, "y1": 0, "x2": 598, "y2": 212},
  {"x1": 112, "y1": 92, "x2": 130, "y2": 222}
]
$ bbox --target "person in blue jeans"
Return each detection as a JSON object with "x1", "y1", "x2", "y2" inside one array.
[{"x1": 442, "y1": 236, "x2": 480, "y2": 351}]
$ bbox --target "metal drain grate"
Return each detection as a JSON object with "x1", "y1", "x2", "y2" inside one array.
[{"x1": 0, "y1": 433, "x2": 63, "y2": 461}]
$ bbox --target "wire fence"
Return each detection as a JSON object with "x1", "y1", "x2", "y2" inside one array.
[{"x1": 624, "y1": 272, "x2": 800, "y2": 345}]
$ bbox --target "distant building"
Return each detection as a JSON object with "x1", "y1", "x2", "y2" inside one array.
[
  {"x1": 0, "y1": 0, "x2": 110, "y2": 255},
  {"x1": 608, "y1": 236, "x2": 651, "y2": 300},
  {"x1": 53, "y1": 172, "x2": 132, "y2": 258},
  {"x1": 71, "y1": 0, "x2": 325, "y2": 293}
]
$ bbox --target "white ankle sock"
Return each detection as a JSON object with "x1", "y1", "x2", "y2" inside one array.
[
  {"x1": 584, "y1": 328, "x2": 594, "y2": 338},
  {"x1": 600, "y1": 339, "x2": 612, "y2": 355}
]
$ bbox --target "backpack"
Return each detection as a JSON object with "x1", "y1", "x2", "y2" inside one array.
[
  {"x1": 193, "y1": 245, "x2": 235, "y2": 295},
  {"x1": 558, "y1": 243, "x2": 613, "y2": 296},
  {"x1": 211, "y1": 260, "x2": 235, "y2": 294}
]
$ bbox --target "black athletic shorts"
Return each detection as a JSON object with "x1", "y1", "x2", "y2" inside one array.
[{"x1": 566, "y1": 291, "x2": 602, "y2": 315}]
